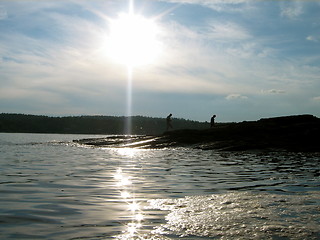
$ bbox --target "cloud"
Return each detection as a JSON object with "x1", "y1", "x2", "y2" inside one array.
[
  {"x1": 153, "y1": 11, "x2": 320, "y2": 98},
  {"x1": 0, "y1": 1, "x2": 280, "y2": 99},
  {"x1": 313, "y1": 96, "x2": 320, "y2": 101},
  {"x1": 0, "y1": 5, "x2": 7, "y2": 20},
  {"x1": 280, "y1": 1, "x2": 304, "y2": 19},
  {"x1": 196, "y1": 0, "x2": 251, "y2": 13},
  {"x1": 161, "y1": 0, "x2": 251, "y2": 12},
  {"x1": 226, "y1": 42, "x2": 275, "y2": 59},
  {"x1": 306, "y1": 35, "x2": 320, "y2": 42},
  {"x1": 225, "y1": 94, "x2": 248, "y2": 100},
  {"x1": 206, "y1": 21, "x2": 250, "y2": 41},
  {"x1": 0, "y1": 6, "x2": 129, "y2": 108},
  {"x1": 161, "y1": 0, "x2": 249, "y2": 4},
  {"x1": 1, "y1": 1, "x2": 316, "y2": 100},
  {"x1": 1, "y1": 0, "x2": 320, "y2": 120},
  {"x1": 261, "y1": 89, "x2": 286, "y2": 95}
]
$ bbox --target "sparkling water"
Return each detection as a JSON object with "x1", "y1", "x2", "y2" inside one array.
[{"x1": 0, "y1": 133, "x2": 319, "y2": 239}]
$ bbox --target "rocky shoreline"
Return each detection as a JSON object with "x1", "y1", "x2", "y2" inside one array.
[{"x1": 74, "y1": 114, "x2": 320, "y2": 152}]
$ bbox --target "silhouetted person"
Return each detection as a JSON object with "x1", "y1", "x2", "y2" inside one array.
[
  {"x1": 166, "y1": 113, "x2": 173, "y2": 131},
  {"x1": 210, "y1": 114, "x2": 216, "y2": 128}
]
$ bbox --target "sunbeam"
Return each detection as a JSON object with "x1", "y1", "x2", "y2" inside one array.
[{"x1": 105, "y1": 0, "x2": 163, "y2": 134}]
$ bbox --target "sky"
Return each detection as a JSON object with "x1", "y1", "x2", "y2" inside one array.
[{"x1": 1, "y1": 0, "x2": 320, "y2": 122}]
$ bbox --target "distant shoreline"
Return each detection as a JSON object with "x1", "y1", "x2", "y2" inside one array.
[{"x1": 0, "y1": 113, "x2": 207, "y2": 135}]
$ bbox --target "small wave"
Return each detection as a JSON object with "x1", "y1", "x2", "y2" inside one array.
[{"x1": 145, "y1": 191, "x2": 320, "y2": 239}]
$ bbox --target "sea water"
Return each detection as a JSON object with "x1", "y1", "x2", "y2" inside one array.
[{"x1": 0, "y1": 133, "x2": 319, "y2": 239}]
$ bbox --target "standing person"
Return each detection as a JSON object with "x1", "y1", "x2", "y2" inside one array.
[
  {"x1": 166, "y1": 113, "x2": 173, "y2": 131},
  {"x1": 210, "y1": 114, "x2": 216, "y2": 128}
]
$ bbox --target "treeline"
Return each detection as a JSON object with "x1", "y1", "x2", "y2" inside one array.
[{"x1": 0, "y1": 113, "x2": 209, "y2": 135}]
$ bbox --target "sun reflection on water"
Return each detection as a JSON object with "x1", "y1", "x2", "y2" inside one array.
[
  {"x1": 120, "y1": 190, "x2": 131, "y2": 199},
  {"x1": 113, "y1": 167, "x2": 146, "y2": 238},
  {"x1": 116, "y1": 148, "x2": 140, "y2": 158}
]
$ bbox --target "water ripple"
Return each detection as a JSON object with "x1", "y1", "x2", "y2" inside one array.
[{"x1": 0, "y1": 133, "x2": 319, "y2": 239}]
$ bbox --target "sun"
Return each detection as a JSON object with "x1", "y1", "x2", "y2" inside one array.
[{"x1": 106, "y1": 13, "x2": 162, "y2": 67}]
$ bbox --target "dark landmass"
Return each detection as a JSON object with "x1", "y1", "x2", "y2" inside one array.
[
  {"x1": 0, "y1": 113, "x2": 207, "y2": 135},
  {"x1": 75, "y1": 115, "x2": 320, "y2": 152}
]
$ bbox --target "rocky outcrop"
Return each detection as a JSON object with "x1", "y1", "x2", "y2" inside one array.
[{"x1": 74, "y1": 115, "x2": 320, "y2": 152}]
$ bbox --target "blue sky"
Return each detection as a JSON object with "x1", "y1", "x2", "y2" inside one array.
[{"x1": 1, "y1": 0, "x2": 320, "y2": 122}]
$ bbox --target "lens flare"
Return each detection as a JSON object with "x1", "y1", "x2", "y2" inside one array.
[
  {"x1": 135, "y1": 213, "x2": 144, "y2": 221},
  {"x1": 128, "y1": 201, "x2": 140, "y2": 212}
]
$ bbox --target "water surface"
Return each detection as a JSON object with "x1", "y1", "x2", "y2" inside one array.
[{"x1": 0, "y1": 133, "x2": 319, "y2": 239}]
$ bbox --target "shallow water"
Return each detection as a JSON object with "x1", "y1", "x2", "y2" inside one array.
[{"x1": 0, "y1": 133, "x2": 319, "y2": 239}]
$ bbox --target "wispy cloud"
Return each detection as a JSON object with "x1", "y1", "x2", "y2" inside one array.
[
  {"x1": 280, "y1": 1, "x2": 304, "y2": 19},
  {"x1": 205, "y1": 21, "x2": 250, "y2": 41},
  {"x1": 161, "y1": 0, "x2": 251, "y2": 12},
  {"x1": 261, "y1": 89, "x2": 286, "y2": 95},
  {"x1": 306, "y1": 35, "x2": 320, "y2": 42},
  {"x1": 0, "y1": 5, "x2": 7, "y2": 19},
  {"x1": 313, "y1": 96, "x2": 320, "y2": 101},
  {"x1": 226, "y1": 94, "x2": 248, "y2": 100},
  {"x1": 1, "y1": 0, "x2": 320, "y2": 120},
  {"x1": 0, "y1": 3, "x2": 127, "y2": 111}
]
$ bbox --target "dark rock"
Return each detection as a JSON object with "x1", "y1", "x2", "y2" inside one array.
[{"x1": 74, "y1": 115, "x2": 320, "y2": 152}]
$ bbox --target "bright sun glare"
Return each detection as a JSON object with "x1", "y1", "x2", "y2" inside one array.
[{"x1": 106, "y1": 13, "x2": 162, "y2": 67}]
